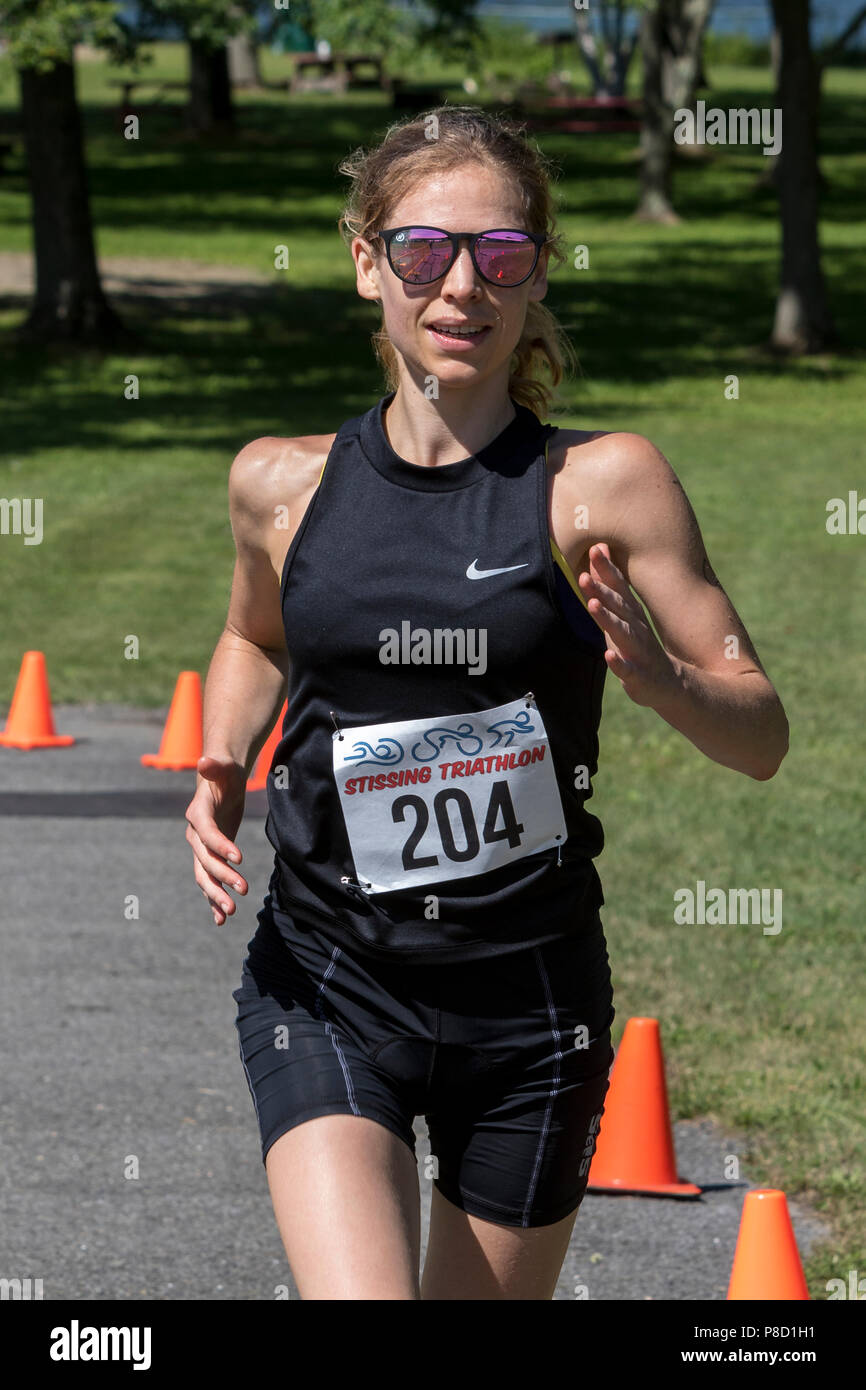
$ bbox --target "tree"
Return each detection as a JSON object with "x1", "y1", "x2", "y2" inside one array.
[
  {"x1": 757, "y1": 2, "x2": 866, "y2": 194},
  {"x1": 572, "y1": 0, "x2": 642, "y2": 99},
  {"x1": 306, "y1": 0, "x2": 478, "y2": 67},
  {"x1": 227, "y1": 31, "x2": 261, "y2": 90},
  {"x1": 188, "y1": 39, "x2": 233, "y2": 130},
  {"x1": 636, "y1": 0, "x2": 715, "y2": 223},
  {"x1": 2, "y1": 0, "x2": 135, "y2": 345},
  {"x1": 135, "y1": 1, "x2": 258, "y2": 131},
  {"x1": 3, "y1": 0, "x2": 257, "y2": 346},
  {"x1": 410, "y1": 0, "x2": 480, "y2": 51},
  {"x1": 767, "y1": 0, "x2": 839, "y2": 352}
]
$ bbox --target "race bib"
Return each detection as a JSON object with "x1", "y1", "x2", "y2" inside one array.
[{"x1": 332, "y1": 694, "x2": 566, "y2": 894}]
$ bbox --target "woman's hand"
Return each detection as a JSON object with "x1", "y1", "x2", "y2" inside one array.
[
  {"x1": 578, "y1": 542, "x2": 680, "y2": 709},
  {"x1": 185, "y1": 755, "x2": 249, "y2": 924}
]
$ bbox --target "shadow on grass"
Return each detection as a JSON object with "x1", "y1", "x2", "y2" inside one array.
[
  {"x1": 1, "y1": 85, "x2": 863, "y2": 234},
  {"x1": 0, "y1": 282, "x2": 384, "y2": 456},
  {"x1": 555, "y1": 240, "x2": 866, "y2": 381},
  {"x1": 0, "y1": 89, "x2": 863, "y2": 457},
  {"x1": 1, "y1": 246, "x2": 863, "y2": 462}
]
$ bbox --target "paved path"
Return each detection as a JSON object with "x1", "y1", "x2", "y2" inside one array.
[
  {"x1": 0, "y1": 705, "x2": 831, "y2": 1299},
  {"x1": 0, "y1": 252, "x2": 274, "y2": 309}
]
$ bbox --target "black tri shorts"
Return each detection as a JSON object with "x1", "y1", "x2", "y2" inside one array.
[{"x1": 232, "y1": 881, "x2": 616, "y2": 1229}]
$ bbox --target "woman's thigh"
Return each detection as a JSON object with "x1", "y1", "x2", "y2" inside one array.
[
  {"x1": 232, "y1": 896, "x2": 427, "y2": 1298},
  {"x1": 421, "y1": 917, "x2": 615, "y2": 1295},
  {"x1": 421, "y1": 1185, "x2": 578, "y2": 1300},
  {"x1": 265, "y1": 1114, "x2": 422, "y2": 1300}
]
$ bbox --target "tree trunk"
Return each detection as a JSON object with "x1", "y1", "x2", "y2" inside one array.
[
  {"x1": 755, "y1": 12, "x2": 824, "y2": 196},
  {"x1": 573, "y1": 3, "x2": 636, "y2": 98},
  {"x1": 573, "y1": 13, "x2": 608, "y2": 96},
  {"x1": 759, "y1": 3, "x2": 866, "y2": 195},
  {"x1": 227, "y1": 33, "x2": 261, "y2": 89},
  {"x1": 663, "y1": 0, "x2": 715, "y2": 109},
  {"x1": 637, "y1": 4, "x2": 676, "y2": 221},
  {"x1": 189, "y1": 41, "x2": 235, "y2": 132},
  {"x1": 17, "y1": 61, "x2": 123, "y2": 346},
  {"x1": 769, "y1": 0, "x2": 836, "y2": 352},
  {"x1": 753, "y1": 19, "x2": 783, "y2": 189},
  {"x1": 636, "y1": 0, "x2": 715, "y2": 223}
]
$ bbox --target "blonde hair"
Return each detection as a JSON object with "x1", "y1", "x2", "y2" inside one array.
[{"x1": 337, "y1": 104, "x2": 577, "y2": 419}]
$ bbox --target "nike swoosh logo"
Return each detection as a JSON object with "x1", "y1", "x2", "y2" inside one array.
[{"x1": 466, "y1": 559, "x2": 529, "y2": 580}]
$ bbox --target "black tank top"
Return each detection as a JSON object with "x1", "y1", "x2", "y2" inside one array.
[{"x1": 265, "y1": 391, "x2": 608, "y2": 964}]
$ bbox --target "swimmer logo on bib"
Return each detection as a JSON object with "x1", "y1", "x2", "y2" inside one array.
[{"x1": 333, "y1": 694, "x2": 566, "y2": 894}]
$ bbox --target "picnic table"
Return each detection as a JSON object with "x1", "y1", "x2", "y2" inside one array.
[
  {"x1": 287, "y1": 52, "x2": 390, "y2": 94},
  {"x1": 109, "y1": 78, "x2": 189, "y2": 107}
]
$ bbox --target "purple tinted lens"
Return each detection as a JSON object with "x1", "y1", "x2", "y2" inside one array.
[
  {"x1": 475, "y1": 234, "x2": 536, "y2": 284},
  {"x1": 390, "y1": 228, "x2": 453, "y2": 283}
]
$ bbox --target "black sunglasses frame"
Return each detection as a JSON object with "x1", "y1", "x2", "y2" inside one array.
[{"x1": 372, "y1": 226, "x2": 549, "y2": 288}]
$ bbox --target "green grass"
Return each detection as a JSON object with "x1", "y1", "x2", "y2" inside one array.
[{"x1": 0, "y1": 44, "x2": 864, "y2": 1297}]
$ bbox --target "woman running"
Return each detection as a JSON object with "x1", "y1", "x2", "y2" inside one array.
[{"x1": 184, "y1": 106, "x2": 788, "y2": 1300}]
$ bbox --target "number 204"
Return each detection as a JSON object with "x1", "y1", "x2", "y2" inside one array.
[{"x1": 392, "y1": 779, "x2": 524, "y2": 870}]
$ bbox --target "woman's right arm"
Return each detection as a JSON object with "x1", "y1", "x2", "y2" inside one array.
[{"x1": 184, "y1": 438, "x2": 293, "y2": 925}]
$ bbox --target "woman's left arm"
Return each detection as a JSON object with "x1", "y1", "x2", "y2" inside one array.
[{"x1": 575, "y1": 435, "x2": 789, "y2": 781}]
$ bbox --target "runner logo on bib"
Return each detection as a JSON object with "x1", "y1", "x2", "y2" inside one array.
[{"x1": 333, "y1": 694, "x2": 566, "y2": 894}]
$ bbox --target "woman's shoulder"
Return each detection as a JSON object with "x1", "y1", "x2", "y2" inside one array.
[
  {"x1": 547, "y1": 426, "x2": 674, "y2": 489},
  {"x1": 229, "y1": 432, "x2": 339, "y2": 515}
]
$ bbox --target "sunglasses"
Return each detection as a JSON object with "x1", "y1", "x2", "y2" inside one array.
[{"x1": 373, "y1": 226, "x2": 548, "y2": 287}]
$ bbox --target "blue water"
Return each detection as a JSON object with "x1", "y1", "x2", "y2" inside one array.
[
  {"x1": 117, "y1": 0, "x2": 866, "y2": 48},
  {"x1": 467, "y1": 0, "x2": 864, "y2": 46}
]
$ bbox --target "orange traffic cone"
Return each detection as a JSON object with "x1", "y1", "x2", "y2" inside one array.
[
  {"x1": 0, "y1": 651, "x2": 75, "y2": 749},
  {"x1": 727, "y1": 1189, "x2": 810, "y2": 1299},
  {"x1": 586, "y1": 1016, "x2": 701, "y2": 1197},
  {"x1": 247, "y1": 700, "x2": 287, "y2": 790},
  {"x1": 141, "y1": 671, "x2": 202, "y2": 769}
]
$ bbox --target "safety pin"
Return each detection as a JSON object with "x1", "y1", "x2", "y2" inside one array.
[
  {"x1": 330, "y1": 710, "x2": 344, "y2": 740},
  {"x1": 341, "y1": 873, "x2": 372, "y2": 894}
]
